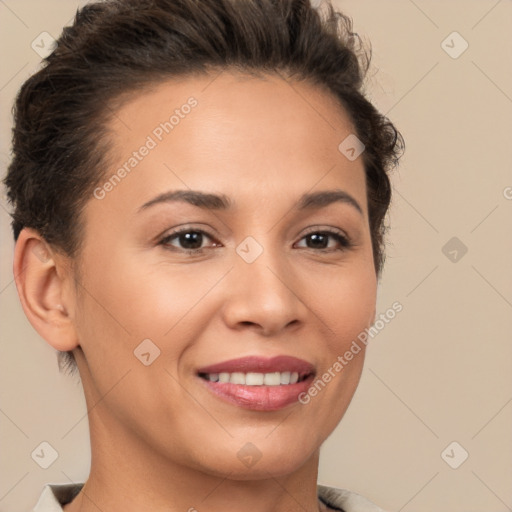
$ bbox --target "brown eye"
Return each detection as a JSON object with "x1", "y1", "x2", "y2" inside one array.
[
  {"x1": 160, "y1": 229, "x2": 217, "y2": 253},
  {"x1": 296, "y1": 230, "x2": 351, "y2": 252}
]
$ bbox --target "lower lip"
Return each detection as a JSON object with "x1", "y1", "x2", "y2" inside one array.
[{"x1": 198, "y1": 374, "x2": 315, "y2": 411}]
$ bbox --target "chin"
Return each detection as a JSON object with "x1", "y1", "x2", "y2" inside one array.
[{"x1": 195, "y1": 442, "x2": 317, "y2": 480}]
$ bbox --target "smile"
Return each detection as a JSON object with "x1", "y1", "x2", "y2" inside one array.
[
  {"x1": 199, "y1": 371, "x2": 307, "y2": 385},
  {"x1": 196, "y1": 355, "x2": 316, "y2": 411}
]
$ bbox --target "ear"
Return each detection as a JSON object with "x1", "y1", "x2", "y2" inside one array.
[{"x1": 13, "y1": 228, "x2": 79, "y2": 352}]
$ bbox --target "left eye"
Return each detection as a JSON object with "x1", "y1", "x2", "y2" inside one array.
[{"x1": 295, "y1": 231, "x2": 350, "y2": 251}]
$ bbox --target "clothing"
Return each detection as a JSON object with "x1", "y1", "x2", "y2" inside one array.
[{"x1": 32, "y1": 483, "x2": 388, "y2": 512}]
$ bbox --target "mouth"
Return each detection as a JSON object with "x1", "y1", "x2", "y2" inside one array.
[
  {"x1": 196, "y1": 355, "x2": 316, "y2": 411},
  {"x1": 198, "y1": 371, "x2": 311, "y2": 385}
]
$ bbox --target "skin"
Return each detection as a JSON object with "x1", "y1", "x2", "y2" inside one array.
[{"x1": 14, "y1": 71, "x2": 377, "y2": 512}]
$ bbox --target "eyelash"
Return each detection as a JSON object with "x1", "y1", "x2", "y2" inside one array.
[{"x1": 158, "y1": 227, "x2": 352, "y2": 255}]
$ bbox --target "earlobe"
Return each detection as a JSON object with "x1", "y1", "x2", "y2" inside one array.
[{"x1": 13, "y1": 228, "x2": 79, "y2": 352}]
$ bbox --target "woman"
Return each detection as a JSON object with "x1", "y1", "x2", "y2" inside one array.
[{"x1": 4, "y1": 0, "x2": 403, "y2": 510}]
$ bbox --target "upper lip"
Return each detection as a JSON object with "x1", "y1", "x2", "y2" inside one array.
[{"x1": 196, "y1": 355, "x2": 315, "y2": 375}]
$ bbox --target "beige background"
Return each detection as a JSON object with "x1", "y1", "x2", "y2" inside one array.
[{"x1": 1, "y1": 1, "x2": 511, "y2": 511}]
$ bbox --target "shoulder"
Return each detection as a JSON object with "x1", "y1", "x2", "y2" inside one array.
[
  {"x1": 33, "y1": 482, "x2": 386, "y2": 511},
  {"x1": 317, "y1": 484, "x2": 390, "y2": 512},
  {"x1": 32, "y1": 483, "x2": 83, "y2": 511}
]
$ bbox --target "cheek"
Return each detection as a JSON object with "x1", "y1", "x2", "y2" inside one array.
[
  {"x1": 309, "y1": 259, "x2": 377, "y2": 347},
  {"x1": 74, "y1": 250, "x2": 229, "y2": 364},
  {"x1": 331, "y1": 274, "x2": 376, "y2": 342},
  {"x1": 121, "y1": 260, "x2": 233, "y2": 339},
  {"x1": 304, "y1": 260, "x2": 376, "y2": 410}
]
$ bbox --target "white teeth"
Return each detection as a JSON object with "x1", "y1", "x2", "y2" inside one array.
[
  {"x1": 218, "y1": 372, "x2": 230, "y2": 383},
  {"x1": 203, "y1": 371, "x2": 307, "y2": 386},
  {"x1": 230, "y1": 372, "x2": 245, "y2": 385},
  {"x1": 245, "y1": 372, "x2": 264, "y2": 385},
  {"x1": 263, "y1": 372, "x2": 281, "y2": 386}
]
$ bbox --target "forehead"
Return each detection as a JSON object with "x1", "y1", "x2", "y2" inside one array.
[
  {"x1": 110, "y1": 70, "x2": 351, "y2": 132},
  {"x1": 94, "y1": 71, "x2": 366, "y2": 216}
]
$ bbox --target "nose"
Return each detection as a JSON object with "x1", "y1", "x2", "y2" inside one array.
[{"x1": 220, "y1": 244, "x2": 306, "y2": 337}]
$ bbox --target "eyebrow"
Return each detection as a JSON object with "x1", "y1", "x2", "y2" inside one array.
[{"x1": 138, "y1": 188, "x2": 363, "y2": 215}]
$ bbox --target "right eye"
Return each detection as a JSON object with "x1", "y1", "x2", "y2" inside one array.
[{"x1": 159, "y1": 228, "x2": 220, "y2": 254}]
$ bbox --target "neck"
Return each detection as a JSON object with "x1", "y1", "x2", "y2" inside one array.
[{"x1": 63, "y1": 394, "x2": 325, "y2": 512}]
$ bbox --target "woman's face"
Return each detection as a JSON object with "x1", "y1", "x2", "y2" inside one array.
[{"x1": 71, "y1": 71, "x2": 377, "y2": 477}]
